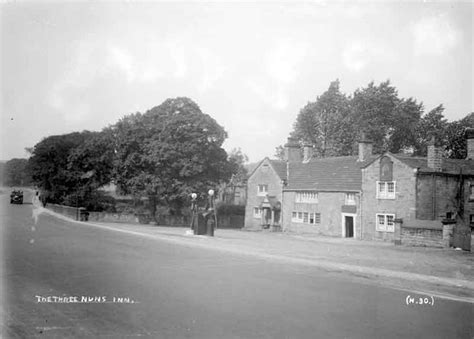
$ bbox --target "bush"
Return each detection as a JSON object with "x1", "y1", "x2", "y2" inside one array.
[{"x1": 216, "y1": 204, "x2": 245, "y2": 216}]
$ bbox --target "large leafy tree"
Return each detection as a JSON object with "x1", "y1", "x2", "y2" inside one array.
[
  {"x1": 112, "y1": 97, "x2": 234, "y2": 217},
  {"x1": 413, "y1": 104, "x2": 448, "y2": 156},
  {"x1": 28, "y1": 132, "x2": 92, "y2": 203},
  {"x1": 293, "y1": 80, "x2": 352, "y2": 157},
  {"x1": 4, "y1": 158, "x2": 31, "y2": 186},
  {"x1": 445, "y1": 112, "x2": 474, "y2": 159},
  {"x1": 351, "y1": 80, "x2": 423, "y2": 154},
  {"x1": 66, "y1": 130, "x2": 115, "y2": 208}
]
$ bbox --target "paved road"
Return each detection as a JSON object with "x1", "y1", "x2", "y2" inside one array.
[{"x1": 2, "y1": 191, "x2": 473, "y2": 338}]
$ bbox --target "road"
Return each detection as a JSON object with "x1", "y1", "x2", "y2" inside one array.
[{"x1": 1, "y1": 191, "x2": 473, "y2": 338}]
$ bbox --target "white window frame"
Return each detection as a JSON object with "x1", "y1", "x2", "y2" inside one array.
[
  {"x1": 292, "y1": 211, "x2": 321, "y2": 224},
  {"x1": 295, "y1": 191, "x2": 319, "y2": 203},
  {"x1": 376, "y1": 181, "x2": 396, "y2": 199},
  {"x1": 345, "y1": 193, "x2": 356, "y2": 205},
  {"x1": 257, "y1": 184, "x2": 268, "y2": 196},
  {"x1": 375, "y1": 213, "x2": 395, "y2": 232},
  {"x1": 253, "y1": 207, "x2": 261, "y2": 218}
]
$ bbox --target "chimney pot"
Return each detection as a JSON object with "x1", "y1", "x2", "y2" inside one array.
[
  {"x1": 358, "y1": 134, "x2": 373, "y2": 162},
  {"x1": 427, "y1": 137, "x2": 443, "y2": 171},
  {"x1": 284, "y1": 137, "x2": 301, "y2": 162},
  {"x1": 303, "y1": 144, "x2": 313, "y2": 163}
]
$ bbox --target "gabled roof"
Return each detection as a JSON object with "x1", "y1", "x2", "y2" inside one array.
[
  {"x1": 285, "y1": 156, "x2": 374, "y2": 191},
  {"x1": 393, "y1": 154, "x2": 474, "y2": 175},
  {"x1": 363, "y1": 153, "x2": 474, "y2": 176},
  {"x1": 247, "y1": 157, "x2": 287, "y2": 180}
]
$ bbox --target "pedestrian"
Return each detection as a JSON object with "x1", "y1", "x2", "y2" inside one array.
[{"x1": 32, "y1": 191, "x2": 45, "y2": 224}]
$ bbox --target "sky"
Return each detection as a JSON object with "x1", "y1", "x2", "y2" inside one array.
[{"x1": 1, "y1": 1, "x2": 472, "y2": 163}]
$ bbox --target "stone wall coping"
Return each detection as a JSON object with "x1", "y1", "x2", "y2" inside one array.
[{"x1": 402, "y1": 224, "x2": 442, "y2": 231}]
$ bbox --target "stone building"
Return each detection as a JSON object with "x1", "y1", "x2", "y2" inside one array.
[
  {"x1": 361, "y1": 130, "x2": 474, "y2": 250},
  {"x1": 244, "y1": 157, "x2": 286, "y2": 230},
  {"x1": 281, "y1": 137, "x2": 374, "y2": 238}
]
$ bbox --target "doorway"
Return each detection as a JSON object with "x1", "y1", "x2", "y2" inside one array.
[{"x1": 342, "y1": 213, "x2": 356, "y2": 238}]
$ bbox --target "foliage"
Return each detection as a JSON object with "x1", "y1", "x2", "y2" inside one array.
[
  {"x1": 351, "y1": 80, "x2": 423, "y2": 154},
  {"x1": 293, "y1": 80, "x2": 353, "y2": 157},
  {"x1": 216, "y1": 203, "x2": 245, "y2": 216},
  {"x1": 445, "y1": 112, "x2": 474, "y2": 159},
  {"x1": 67, "y1": 130, "x2": 115, "y2": 205},
  {"x1": 274, "y1": 145, "x2": 285, "y2": 160},
  {"x1": 413, "y1": 105, "x2": 448, "y2": 156},
  {"x1": 28, "y1": 130, "x2": 114, "y2": 207},
  {"x1": 4, "y1": 158, "x2": 32, "y2": 186},
  {"x1": 112, "y1": 97, "x2": 234, "y2": 218},
  {"x1": 28, "y1": 132, "x2": 92, "y2": 203},
  {"x1": 286, "y1": 80, "x2": 425, "y2": 158},
  {"x1": 227, "y1": 148, "x2": 249, "y2": 184}
]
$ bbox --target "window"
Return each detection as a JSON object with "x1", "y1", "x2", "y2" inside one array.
[
  {"x1": 257, "y1": 184, "x2": 268, "y2": 196},
  {"x1": 376, "y1": 213, "x2": 395, "y2": 232},
  {"x1": 292, "y1": 211, "x2": 321, "y2": 224},
  {"x1": 376, "y1": 181, "x2": 396, "y2": 199},
  {"x1": 303, "y1": 212, "x2": 308, "y2": 223},
  {"x1": 295, "y1": 191, "x2": 318, "y2": 203},
  {"x1": 253, "y1": 207, "x2": 261, "y2": 218},
  {"x1": 470, "y1": 214, "x2": 474, "y2": 224},
  {"x1": 470, "y1": 185, "x2": 474, "y2": 200},
  {"x1": 345, "y1": 193, "x2": 356, "y2": 205}
]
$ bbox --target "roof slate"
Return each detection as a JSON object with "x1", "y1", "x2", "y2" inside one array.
[
  {"x1": 391, "y1": 154, "x2": 474, "y2": 175},
  {"x1": 285, "y1": 156, "x2": 373, "y2": 191},
  {"x1": 269, "y1": 160, "x2": 287, "y2": 180}
]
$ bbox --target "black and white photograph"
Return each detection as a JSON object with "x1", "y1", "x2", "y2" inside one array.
[{"x1": 1, "y1": 1, "x2": 473, "y2": 338}]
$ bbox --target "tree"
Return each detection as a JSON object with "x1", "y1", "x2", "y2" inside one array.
[
  {"x1": 293, "y1": 80, "x2": 352, "y2": 157},
  {"x1": 351, "y1": 80, "x2": 423, "y2": 154},
  {"x1": 4, "y1": 158, "x2": 31, "y2": 186},
  {"x1": 413, "y1": 104, "x2": 448, "y2": 156},
  {"x1": 227, "y1": 148, "x2": 249, "y2": 184},
  {"x1": 112, "y1": 97, "x2": 234, "y2": 218},
  {"x1": 445, "y1": 112, "x2": 474, "y2": 159},
  {"x1": 28, "y1": 132, "x2": 92, "y2": 203},
  {"x1": 66, "y1": 130, "x2": 115, "y2": 209},
  {"x1": 274, "y1": 145, "x2": 286, "y2": 160}
]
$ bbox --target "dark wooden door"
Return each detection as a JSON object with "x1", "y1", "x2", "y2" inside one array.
[{"x1": 345, "y1": 216, "x2": 354, "y2": 238}]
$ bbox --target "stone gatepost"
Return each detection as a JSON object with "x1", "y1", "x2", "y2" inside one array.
[
  {"x1": 441, "y1": 219, "x2": 456, "y2": 248},
  {"x1": 393, "y1": 218, "x2": 403, "y2": 245}
]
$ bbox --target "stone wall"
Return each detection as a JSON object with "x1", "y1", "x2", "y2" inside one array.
[
  {"x1": 88, "y1": 212, "x2": 137, "y2": 223},
  {"x1": 400, "y1": 224, "x2": 444, "y2": 248},
  {"x1": 47, "y1": 204, "x2": 82, "y2": 220}
]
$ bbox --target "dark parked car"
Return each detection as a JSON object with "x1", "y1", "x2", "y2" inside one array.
[{"x1": 10, "y1": 190, "x2": 23, "y2": 204}]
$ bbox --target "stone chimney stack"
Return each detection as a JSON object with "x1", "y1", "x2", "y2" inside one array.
[
  {"x1": 358, "y1": 134, "x2": 373, "y2": 162},
  {"x1": 466, "y1": 128, "x2": 474, "y2": 160},
  {"x1": 284, "y1": 137, "x2": 301, "y2": 163},
  {"x1": 427, "y1": 137, "x2": 443, "y2": 171},
  {"x1": 303, "y1": 144, "x2": 313, "y2": 163}
]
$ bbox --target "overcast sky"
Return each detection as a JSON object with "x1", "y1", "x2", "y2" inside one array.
[{"x1": 1, "y1": 1, "x2": 472, "y2": 162}]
